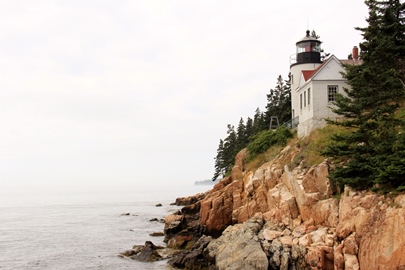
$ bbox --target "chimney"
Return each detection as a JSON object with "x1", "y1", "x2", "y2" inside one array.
[{"x1": 352, "y1": 46, "x2": 359, "y2": 61}]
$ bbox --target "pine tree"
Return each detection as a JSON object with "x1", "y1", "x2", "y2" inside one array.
[
  {"x1": 245, "y1": 117, "x2": 254, "y2": 142},
  {"x1": 222, "y1": 124, "x2": 238, "y2": 175},
  {"x1": 265, "y1": 74, "x2": 292, "y2": 126},
  {"x1": 236, "y1": 117, "x2": 247, "y2": 150},
  {"x1": 324, "y1": 0, "x2": 405, "y2": 190},
  {"x1": 212, "y1": 139, "x2": 225, "y2": 180},
  {"x1": 253, "y1": 108, "x2": 266, "y2": 133}
]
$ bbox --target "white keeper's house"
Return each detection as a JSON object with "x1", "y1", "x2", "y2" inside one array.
[{"x1": 289, "y1": 30, "x2": 361, "y2": 138}]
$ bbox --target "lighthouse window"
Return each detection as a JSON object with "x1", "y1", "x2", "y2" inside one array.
[
  {"x1": 328, "y1": 85, "x2": 338, "y2": 102},
  {"x1": 308, "y1": 88, "x2": 311, "y2": 105},
  {"x1": 304, "y1": 91, "x2": 306, "y2": 107},
  {"x1": 300, "y1": 93, "x2": 303, "y2": 109}
]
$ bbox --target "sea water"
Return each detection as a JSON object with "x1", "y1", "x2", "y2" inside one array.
[{"x1": 0, "y1": 185, "x2": 212, "y2": 270}]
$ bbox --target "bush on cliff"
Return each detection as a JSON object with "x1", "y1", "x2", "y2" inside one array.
[{"x1": 247, "y1": 126, "x2": 292, "y2": 161}]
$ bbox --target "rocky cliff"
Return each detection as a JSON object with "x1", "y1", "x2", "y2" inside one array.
[{"x1": 165, "y1": 143, "x2": 405, "y2": 269}]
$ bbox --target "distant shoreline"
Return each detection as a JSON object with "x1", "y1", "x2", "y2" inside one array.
[{"x1": 194, "y1": 179, "x2": 219, "y2": 186}]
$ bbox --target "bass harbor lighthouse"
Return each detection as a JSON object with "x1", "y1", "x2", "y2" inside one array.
[{"x1": 289, "y1": 30, "x2": 359, "y2": 138}]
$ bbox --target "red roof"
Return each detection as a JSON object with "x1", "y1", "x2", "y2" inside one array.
[
  {"x1": 302, "y1": 70, "x2": 316, "y2": 81},
  {"x1": 301, "y1": 56, "x2": 362, "y2": 82},
  {"x1": 301, "y1": 58, "x2": 329, "y2": 81}
]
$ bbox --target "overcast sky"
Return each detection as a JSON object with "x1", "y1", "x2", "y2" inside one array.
[{"x1": 0, "y1": 1, "x2": 369, "y2": 191}]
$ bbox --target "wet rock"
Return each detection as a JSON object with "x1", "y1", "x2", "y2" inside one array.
[
  {"x1": 168, "y1": 235, "x2": 213, "y2": 269},
  {"x1": 149, "y1": 232, "x2": 165, "y2": 237},
  {"x1": 167, "y1": 230, "x2": 193, "y2": 249},
  {"x1": 119, "y1": 241, "x2": 164, "y2": 262},
  {"x1": 174, "y1": 192, "x2": 207, "y2": 206},
  {"x1": 164, "y1": 215, "x2": 185, "y2": 236}
]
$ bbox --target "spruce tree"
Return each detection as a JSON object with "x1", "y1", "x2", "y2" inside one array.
[
  {"x1": 253, "y1": 108, "x2": 266, "y2": 133},
  {"x1": 222, "y1": 124, "x2": 238, "y2": 175},
  {"x1": 245, "y1": 117, "x2": 254, "y2": 142},
  {"x1": 324, "y1": 0, "x2": 405, "y2": 190},
  {"x1": 265, "y1": 74, "x2": 292, "y2": 126},
  {"x1": 213, "y1": 139, "x2": 225, "y2": 180},
  {"x1": 236, "y1": 117, "x2": 247, "y2": 150}
]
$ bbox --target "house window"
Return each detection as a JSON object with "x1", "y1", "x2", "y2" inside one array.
[
  {"x1": 300, "y1": 93, "x2": 302, "y2": 109},
  {"x1": 308, "y1": 88, "x2": 311, "y2": 105},
  {"x1": 328, "y1": 85, "x2": 338, "y2": 102},
  {"x1": 304, "y1": 91, "x2": 306, "y2": 107}
]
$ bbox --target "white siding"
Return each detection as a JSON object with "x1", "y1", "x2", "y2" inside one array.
[
  {"x1": 290, "y1": 62, "x2": 321, "y2": 121},
  {"x1": 312, "y1": 58, "x2": 345, "y2": 81},
  {"x1": 291, "y1": 56, "x2": 350, "y2": 138}
]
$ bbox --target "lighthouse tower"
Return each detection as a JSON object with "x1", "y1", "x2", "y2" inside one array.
[{"x1": 290, "y1": 30, "x2": 323, "y2": 119}]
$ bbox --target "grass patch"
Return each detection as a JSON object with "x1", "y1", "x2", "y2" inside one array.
[{"x1": 290, "y1": 124, "x2": 349, "y2": 169}]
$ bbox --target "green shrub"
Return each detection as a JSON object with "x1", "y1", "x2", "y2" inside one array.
[{"x1": 247, "y1": 126, "x2": 292, "y2": 160}]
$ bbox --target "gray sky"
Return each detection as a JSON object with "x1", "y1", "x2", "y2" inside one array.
[{"x1": 0, "y1": 1, "x2": 368, "y2": 191}]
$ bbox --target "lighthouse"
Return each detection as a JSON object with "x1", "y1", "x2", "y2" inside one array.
[
  {"x1": 290, "y1": 30, "x2": 323, "y2": 120},
  {"x1": 289, "y1": 31, "x2": 357, "y2": 138}
]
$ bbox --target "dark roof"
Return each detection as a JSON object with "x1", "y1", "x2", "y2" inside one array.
[
  {"x1": 296, "y1": 30, "x2": 322, "y2": 45},
  {"x1": 340, "y1": 59, "x2": 363, "y2": 65}
]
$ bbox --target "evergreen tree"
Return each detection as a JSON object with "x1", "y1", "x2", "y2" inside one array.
[
  {"x1": 245, "y1": 117, "x2": 254, "y2": 142},
  {"x1": 253, "y1": 108, "x2": 265, "y2": 133},
  {"x1": 265, "y1": 74, "x2": 292, "y2": 127},
  {"x1": 236, "y1": 117, "x2": 247, "y2": 150},
  {"x1": 323, "y1": 0, "x2": 405, "y2": 190},
  {"x1": 213, "y1": 139, "x2": 225, "y2": 180},
  {"x1": 222, "y1": 124, "x2": 238, "y2": 175}
]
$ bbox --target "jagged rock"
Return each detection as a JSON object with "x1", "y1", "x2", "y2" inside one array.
[
  {"x1": 164, "y1": 215, "x2": 184, "y2": 232},
  {"x1": 155, "y1": 203, "x2": 162, "y2": 207},
  {"x1": 394, "y1": 194, "x2": 405, "y2": 207},
  {"x1": 280, "y1": 252, "x2": 289, "y2": 270},
  {"x1": 357, "y1": 206, "x2": 405, "y2": 269},
  {"x1": 168, "y1": 235, "x2": 213, "y2": 269},
  {"x1": 343, "y1": 233, "x2": 359, "y2": 255},
  {"x1": 119, "y1": 249, "x2": 137, "y2": 257},
  {"x1": 162, "y1": 144, "x2": 405, "y2": 270},
  {"x1": 200, "y1": 179, "x2": 235, "y2": 237},
  {"x1": 305, "y1": 247, "x2": 324, "y2": 269},
  {"x1": 167, "y1": 230, "x2": 193, "y2": 249},
  {"x1": 344, "y1": 254, "x2": 360, "y2": 270},
  {"x1": 337, "y1": 187, "x2": 405, "y2": 269},
  {"x1": 263, "y1": 229, "x2": 282, "y2": 241},
  {"x1": 206, "y1": 217, "x2": 268, "y2": 270},
  {"x1": 181, "y1": 201, "x2": 201, "y2": 215},
  {"x1": 310, "y1": 227, "x2": 328, "y2": 244},
  {"x1": 119, "y1": 241, "x2": 163, "y2": 262},
  {"x1": 175, "y1": 192, "x2": 207, "y2": 206},
  {"x1": 334, "y1": 242, "x2": 344, "y2": 270}
]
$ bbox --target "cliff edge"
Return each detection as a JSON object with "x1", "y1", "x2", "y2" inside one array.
[{"x1": 165, "y1": 143, "x2": 405, "y2": 270}]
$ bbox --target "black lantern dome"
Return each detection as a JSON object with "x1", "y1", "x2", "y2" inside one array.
[{"x1": 294, "y1": 30, "x2": 322, "y2": 65}]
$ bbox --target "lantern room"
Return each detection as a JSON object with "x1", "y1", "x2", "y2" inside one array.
[{"x1": 292, "y1": 30, "x2": 322, "y2": 66}]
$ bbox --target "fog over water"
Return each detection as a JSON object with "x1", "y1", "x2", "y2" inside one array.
[{"x1": 0, "y1": 1, "x2": 368, "y2": 191}]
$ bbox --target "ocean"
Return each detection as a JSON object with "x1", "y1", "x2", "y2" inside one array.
[{"x1": 0, "y1": 184, "x2": 212, "y2": 270}]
